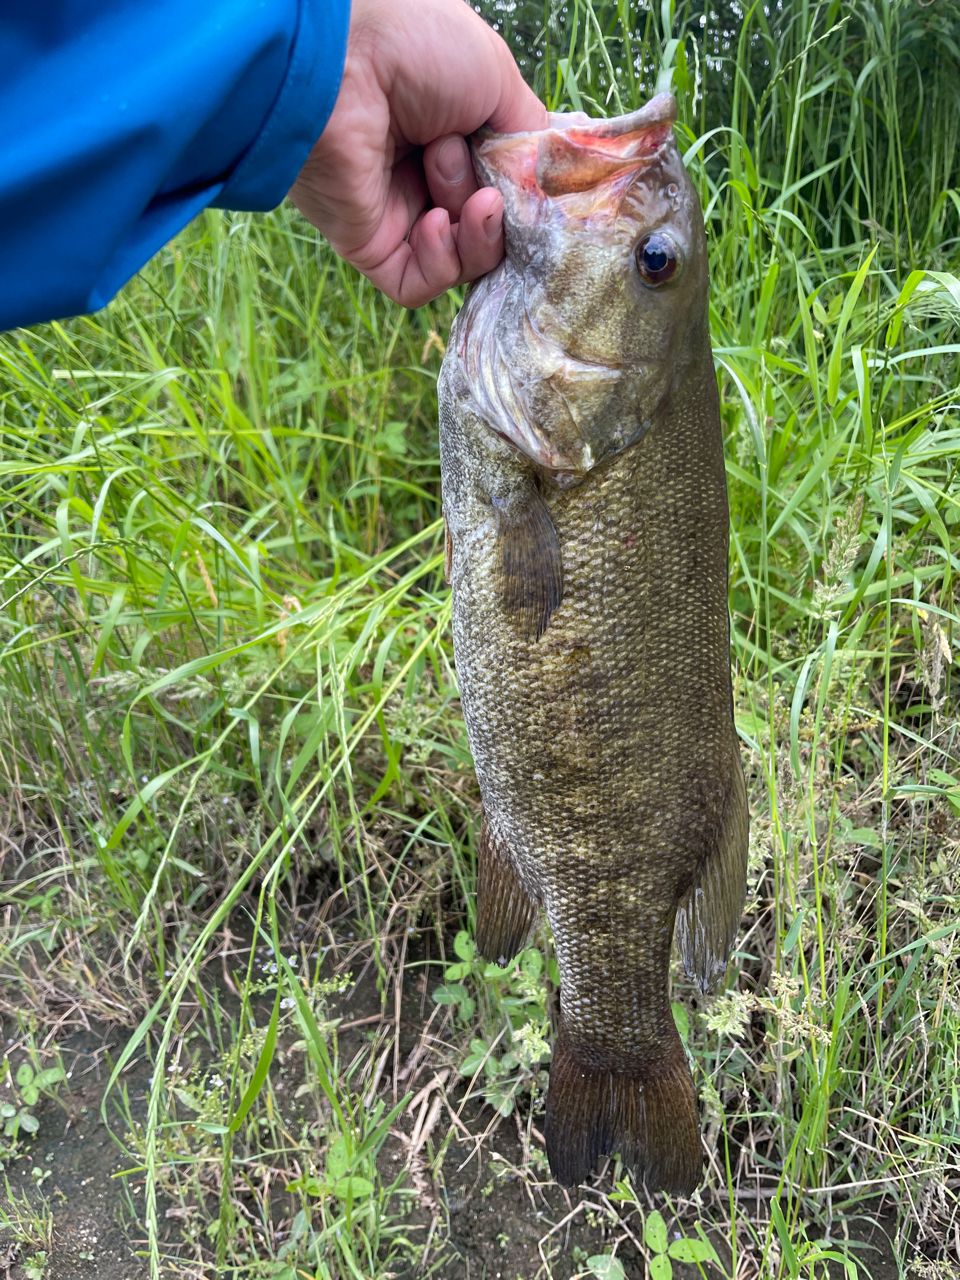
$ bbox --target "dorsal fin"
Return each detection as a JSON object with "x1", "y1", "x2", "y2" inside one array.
[{"x1": 674, "y1": 751, "x2": 749, "y2": 992}]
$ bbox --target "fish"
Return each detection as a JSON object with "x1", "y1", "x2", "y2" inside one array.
[{"x1": 437, "y1": 93, "x2": 748, "y2": 1195}]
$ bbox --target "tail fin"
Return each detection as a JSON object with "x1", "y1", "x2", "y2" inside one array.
[{"x1": 544, "y1": 1024, "x2": 702, "y2": 1194}]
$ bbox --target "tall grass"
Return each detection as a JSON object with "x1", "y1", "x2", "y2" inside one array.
[{"x1": 1, "y1": 1, "x2": 959, "y2": 1276}]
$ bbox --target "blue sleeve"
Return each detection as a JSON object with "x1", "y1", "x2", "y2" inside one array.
[{"x1": 0, "y1": 0, "x2": 350, "y2": 331}]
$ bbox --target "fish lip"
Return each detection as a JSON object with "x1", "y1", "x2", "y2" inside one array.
[{"x1": 473, "y1": 93, "x2": 677, "y2": 144}]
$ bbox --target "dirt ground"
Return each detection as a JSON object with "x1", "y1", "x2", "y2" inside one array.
[
  {"x1": 0, "y1": 946, "x2": 914, "y2": 1280},
  {"x1": 0, "y1": 1021, "x2": 150, "y2": 1279}
]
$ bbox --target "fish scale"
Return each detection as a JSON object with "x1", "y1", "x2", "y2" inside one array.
[{"x1": 439, "y1": 93, "x2": 748, "y2": 1193}]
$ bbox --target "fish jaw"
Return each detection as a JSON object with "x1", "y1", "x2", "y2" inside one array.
[
  {"x1": 452, "y1": 261, "x2": 638, "y2": 479},
  {"x1": 446, "y1": 96, "x2": 711, "y2": 480}
]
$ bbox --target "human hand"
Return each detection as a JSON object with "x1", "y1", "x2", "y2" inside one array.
[{"x1": 288, "y1": 0, "x2": 546, "y2": 308}]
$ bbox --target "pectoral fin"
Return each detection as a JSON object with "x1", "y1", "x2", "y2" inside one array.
[
  {"x1": 675, "y1": 755, "x2": 749, "y2": 993},
  {"x1": 495, "y1": 487, "x2": 563, "y2": 640}
]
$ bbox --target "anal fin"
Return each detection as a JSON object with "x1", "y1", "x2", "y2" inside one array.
[
  {"x1": 475, "y1": 817, "x2": 539, "y2": 965},
  {"x1": 495, "y1": 486, "x2": 563, "y2": 641},
  {"x1": 675, "y1": 752, "x2": 749, "y2": 993}
]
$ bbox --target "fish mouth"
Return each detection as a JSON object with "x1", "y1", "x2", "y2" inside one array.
[{"x1": 473, "y1": 93, "x2": 678, "y2": 218}]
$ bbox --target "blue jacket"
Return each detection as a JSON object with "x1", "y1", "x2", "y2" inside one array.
[{"x1": 0, "y1": 0, "x2": 350, "y2": 331}]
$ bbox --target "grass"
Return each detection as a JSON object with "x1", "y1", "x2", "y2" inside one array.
[{"x1": 1, "y1": 0, "x2": 960, "y2": 1276}]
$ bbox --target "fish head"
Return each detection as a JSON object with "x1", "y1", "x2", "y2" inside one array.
[{"x1": 451, "y1": 94, "x2": 710, "y2": 482}]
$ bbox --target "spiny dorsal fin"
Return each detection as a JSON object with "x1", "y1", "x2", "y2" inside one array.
[
  {"x1": 494, "y1": 487, "x2": 563, "y2": 641},
  {"x1": 675, "y1": 753, "x2": 749, "y2": 993}
]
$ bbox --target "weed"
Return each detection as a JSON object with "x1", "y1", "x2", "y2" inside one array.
[
  {"x1": 0, "y1": 1047, "x2": 65, "y2": 1152},
  {"x1": 0, "y1": 1178, "x2": 53, "y2": 1259},
  {"x1": 439, "y1": 931, "x2": 553, "y2": 1119}
]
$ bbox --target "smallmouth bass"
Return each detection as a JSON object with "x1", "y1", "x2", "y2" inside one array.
[{"x1": 438, "y1": 93, "x2": 748, "y2": 1195}]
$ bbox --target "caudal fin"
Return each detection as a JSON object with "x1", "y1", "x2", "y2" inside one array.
[{"x1": 544, "y1": 1024, "x2": 702, "y2": 1194}]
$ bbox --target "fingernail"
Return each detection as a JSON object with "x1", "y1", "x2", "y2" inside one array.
[
  {"x1": 436, "y1": 137, "x2": 469, "y2": 184},
  {"x1": 483, "y1": 208, "x2": 503, "y2": 242}
]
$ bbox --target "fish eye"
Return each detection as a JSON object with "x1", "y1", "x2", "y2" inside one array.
[{"x1": 635, "y1": 232, "x2": 680, "y2": 287}]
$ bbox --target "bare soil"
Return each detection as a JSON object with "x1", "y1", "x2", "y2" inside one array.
[
  {"x1": 0, "y1": 1021, "x2": 149, "y2": 1279},
  {"x1": 0, "y1": 944, "x2": 913, "y2": 1280}
]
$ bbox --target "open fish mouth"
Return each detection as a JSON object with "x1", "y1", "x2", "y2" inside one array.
[{"x1": 472, "y1": 92, "x2": 678, "y2": 227}]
